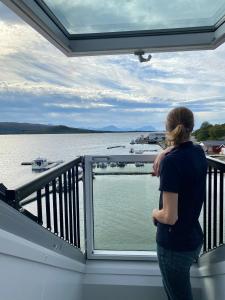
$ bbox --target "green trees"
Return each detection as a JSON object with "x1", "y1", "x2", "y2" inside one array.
[{"x1": 193, "y1": 122, "x2": 225, "y2": 141}]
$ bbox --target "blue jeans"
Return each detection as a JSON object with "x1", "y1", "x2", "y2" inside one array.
[{"x1": 157, "y1": 244, "x2": 202, "y2": 300}]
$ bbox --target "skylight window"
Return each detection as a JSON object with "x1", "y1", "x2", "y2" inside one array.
[
  {"x1": 43, "y1": 0, "x2": 225, "y2": 35},
  {"x1": 3, "y1": 0, "x2": 225, "y2": 56}
]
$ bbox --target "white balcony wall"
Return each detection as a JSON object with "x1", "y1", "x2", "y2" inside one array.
[{"x1": 0, "y1": 201, "x2": 85, "y2": 300}]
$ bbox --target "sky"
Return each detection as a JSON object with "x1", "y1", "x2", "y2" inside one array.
[{"x1": 0, "y1": 2, "x2": 225, "y2": 130}]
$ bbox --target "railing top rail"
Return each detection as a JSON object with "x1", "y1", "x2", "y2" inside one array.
[
  {"x1": 11, "y1": 156, "x2": 82, "y2": 202},
  {"x1": 206, "y1": 156, "x2": 225, "y2": 172},
  {"x1": 87, "y1": 154, "x2": 157, "y2": 163}
]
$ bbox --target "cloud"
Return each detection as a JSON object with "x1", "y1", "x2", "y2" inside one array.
[
  {"x1": 44, "y1": 102, "x2": 115, "y2": 109},
  {"x1": 0, "y1": 2, "x2": 225, "y2": 130}
]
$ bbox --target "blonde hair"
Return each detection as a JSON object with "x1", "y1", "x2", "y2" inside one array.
[{"x1": 166, "y1": 107, "x2": 194, "y2": 146}]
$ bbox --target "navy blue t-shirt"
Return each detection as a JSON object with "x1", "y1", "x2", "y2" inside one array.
[{"x1": 156, "y1": 141, "x2": 207, "y2": 251}]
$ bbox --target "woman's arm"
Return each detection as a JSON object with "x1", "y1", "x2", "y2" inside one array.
[{"x1": 152, "y1": 191, "x2": 178, "y2": 225}]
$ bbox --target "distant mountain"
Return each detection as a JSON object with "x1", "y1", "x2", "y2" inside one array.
[
  {"x1": 135, "y1": 125, "x2": 156, "y2": 131},
  {"x1": 99, "y1": 125, "x2": 124, "y2": 132},
  {"x1": 0, "y1": 122, "x2": 97, "y2": 135},
  {"x1": 91, "y1": 125, "x2": 156, "y2": 132}
]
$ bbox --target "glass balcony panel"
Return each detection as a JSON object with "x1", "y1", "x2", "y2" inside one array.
[{"x1": 92, "y1": 161, "x2": 159, "y2": 251}]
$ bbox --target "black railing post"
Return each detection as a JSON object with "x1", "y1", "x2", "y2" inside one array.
[
  {"x1": 5, "y1": 190, "x2": 19, "y2": 209},
  {"x1": 68, "y1": 169, "x2": 73, "y2": 244},
  {"x1": 52, "y1": 179, "x2": 58, "y2": 235},
  {"x1": 76, "y1": 164, "x2": 80, "y2": 248},
  {"x1": 72, "y1": 167, "x2": 77, "y2": 246},
  {"x1": 45, "y1": 184, "x2": 51, "y2": 230},
  {"x1": 207, "y1": 166, "x2": 212, "y2": 251},
  {"x1": 219, "y1": 171, "x2": 224, "y2": 245},
  {"x1": 37, "y1": 189, "x2": 43, "y2": 225},
  {"x1": 203, "y1": 192, "x2": 207, "y2": 252},
  {"x1": 213, "y1": 168, "x2": 218, "y2": 248},
  {"x1": 63, "y1": 172, "x2": 69, "y2": 241},
  {"x1": 0, "y1": 183, "x2": 7, "y2": 201},
  {"x1": 58, "y1": 175, "x2": 64, "y2": 239}
]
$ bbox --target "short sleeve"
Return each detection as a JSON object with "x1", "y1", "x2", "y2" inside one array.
[{"x1": 159, "y1": 157, "x2": 180, "y2": 193}]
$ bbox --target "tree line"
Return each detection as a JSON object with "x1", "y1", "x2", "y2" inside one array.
[{"x1": 193, "y1": 122, "x2": 225, "y2": 141}]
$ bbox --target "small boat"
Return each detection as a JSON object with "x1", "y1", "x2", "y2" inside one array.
[
  {"x1": 32, "y1": 158, "x2": 48, "y2": 171},
  {"x1": 135, "y1": 162, "x2": 144, "y2": 167},
  {"x1": 135, "y1": 150, "x2": 144, "y2": 154},
  {"x1": 107, "y1": 145, "x2": 126, "y2": 149},
  {"x1": 99, "y1": 162, "x2": 107, "y2": 168},
  {"x1": 117, "y1": 162, "x2": 126, "y2": 168},
  {"x1": 110, "y1": 162, "x2": 117, "y2": 167}
]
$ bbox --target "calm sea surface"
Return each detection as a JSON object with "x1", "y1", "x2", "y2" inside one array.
[
  {"x1": 0, "y1": 133, "x2": 159, "y2": 188},
  {"x1": 0, "y1": 133, "x2": 161, "y2": 251}
]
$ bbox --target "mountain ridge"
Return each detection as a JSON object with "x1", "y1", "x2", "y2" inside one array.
[
  {"x1": 90, "y1": 124, "x2": 156, "y2": 132},
  {"x1": 0, "y1": 122, "x2": 96, "y2": 134},
  {"x1": 0, "y1": 122, "x2": 157, "y2": 134}
]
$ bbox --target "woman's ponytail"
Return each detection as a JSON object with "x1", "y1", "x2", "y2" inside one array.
[
  {"x1": 166, "y1": 107, "x2": 194, "y2": 146},
  {"x1": 167, "y1": 124, "x2": 188, "y2": 145}
]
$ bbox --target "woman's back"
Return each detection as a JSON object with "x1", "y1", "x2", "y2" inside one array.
[{"x1": 157, "y1": 141, "x2": 208, "y2": 251}]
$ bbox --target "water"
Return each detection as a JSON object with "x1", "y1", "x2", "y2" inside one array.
[
  {"x1": 0, "y1": 133, "x2": 160, "y2": 188},
  {"x1": 0, "y1": 133, "x2": 161, "y2": 251}
]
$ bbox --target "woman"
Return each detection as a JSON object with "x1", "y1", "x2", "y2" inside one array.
[{"x1": 152, "y1": 107, "x2": 207, "y2": 300}]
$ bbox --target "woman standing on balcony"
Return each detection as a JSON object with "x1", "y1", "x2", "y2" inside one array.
[{"x1": 152, "y1": 107, "x2": 207, "y2": 300}]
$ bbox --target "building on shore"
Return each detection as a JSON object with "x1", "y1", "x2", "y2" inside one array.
[
  {"x1": 200, "y1": 140, "x2": 225, "y2": 154},
  {"x1": 219, "y1": 144, "x2": 225, "y2": 155}
]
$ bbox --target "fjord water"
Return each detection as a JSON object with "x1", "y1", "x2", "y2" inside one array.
[
  {"x1": 0, "y1": 133, "x2": 160, "y2": 187},
  {"x1": 0, "y1": 133, "x2": 161, "y2": 251}
]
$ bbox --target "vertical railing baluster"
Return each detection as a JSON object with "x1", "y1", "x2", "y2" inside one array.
[
  {"x1": 52, "y1": 179, "x2": 58, "y2": 235},
  {"x1": 72, "y1": 167, "x2": 77, "y2": 246},
  {"x1": 207, "y1": 166, "x2": 212, "y2": 251},
  {"x1": 68, "y1": 169, "x2": 73, "y2": 244},
  {"x1": 64, "y1": 172, "x2": 69, "y2": 241},
  {"x1": 76, "y1": 164, "x2": 80, "y2": 248},
  {"x1": 213, "y1": 168, "x2": 217, "y2": 248},
  {"x1": 203, "y1": 191, "x2": 207, "y2": 252},
  {"x1": 58, "y1": 175, "x2": 64, "y2": 239},
  {"x1": 45, "y1": 184, "x2": 51, "y2": 230},
  {"x1": 219, "y1": 171, "x2": 224, "y2": 245},
  {"x1": 37, "y1": 189, "x2": 43, "y2": 225}
]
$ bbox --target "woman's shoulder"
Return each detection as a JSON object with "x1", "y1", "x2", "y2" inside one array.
[{"x1": 161, "y1": 151, "x2": 178, "y2": 167}]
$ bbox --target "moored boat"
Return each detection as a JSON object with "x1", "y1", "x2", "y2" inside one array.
[{"x1": 32, "y1": 158, "x2": 48, "y2": 171}]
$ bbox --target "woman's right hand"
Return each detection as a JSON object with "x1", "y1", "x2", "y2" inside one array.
[{"x1": 153, "y1": 146, "x2": 174, "y2": 177}]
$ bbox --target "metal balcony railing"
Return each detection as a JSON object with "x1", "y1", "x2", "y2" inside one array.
[
  {"x1": 203, "y1": 156, "x2": 225, "y2": 253},
  {"x1": 0, "y1": 155, "x2": 224, "y2": 258},
  {"x1": 3, "y1": 157, "x2": 83, "y2": 249}
]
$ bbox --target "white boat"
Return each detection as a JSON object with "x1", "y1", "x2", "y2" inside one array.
[
  {"x1": 134, "y1": 150, "x2": 145, "y2": 154},
  {"x1": 32, "y1": 158, "x2": 48, "y2": 171}
]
